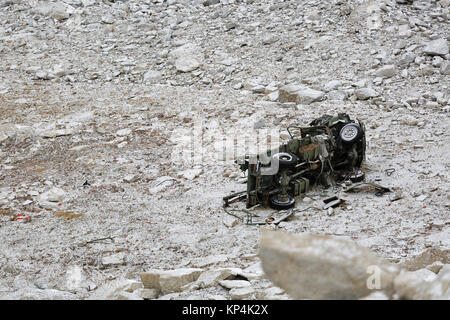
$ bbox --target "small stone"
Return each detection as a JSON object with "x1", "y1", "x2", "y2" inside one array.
[
  {"x1": 257, "y1": 286, "x2": 285, "y2": 300},
  {"x1": 179, "y1": 168, "x2": 202, "y2": 180},
  {"x1": 223, "y1": 215, "x2": 239, "y2": 228},
  {"x1": 123, "y1": 174, "x2": 139, "y2": 183},
  {"x1": 233, "y1": 82, "x2": 243, "y2": 90},
  {"x1": 398, "y1": 24, "x2": 411, "y2": 38},
  {"x1": 251, "y1": 85, "x2": 265, "y2": 94},
  {"x1": 36, "y1": 2, "x2": 70, "y2": 21},
  {"x1": 426, "y1": 261, "x2": 444, "y2": 274},
  {"x1": 242, "y1": 261, "x2": 265, "y2": 280},
  {"x1": 355, "y1": 87, "x2": 379, "y2": 100},
  {"x1": 101, "y1": 14, "x2": 114, "y2": 24},
  {"x1": 170, "y1": 43, "x2": 204, "y2": 73},
  {"x1": 416, "y1": 194, "x2": 428, "y2": 202},
  {"x1": 327, "y1": 207, "x2": 334, "y2": 216},
  {"x1": 133, "y1": 288, "x2": 159, "y2": 300},
  {"x1": 88, "y1": 279, "x2": 143, "y2": 300},
  {"x1": 140, "y1": 268, "x2": 203, "y2": 294},
  {"x1": 301, "y1": 197, "x2": 312, "y2": 205},
  {"x1": 41, "y1": 128, "x2": 73, "y2": 138},
  {"x1": 219, "y1": 280, "x2": 251, "y2": 289},
  {"x1": 323, "y1": 80, "x2": 342, "y2": 92},
  {"x1": 192, "y1": 254, "x2": 228, "y2": 268},
  {"x1": 229, "y1": 287, "x2": 255, "y2": 300},
  {"x1": 203, "y1": 0, "x2": 220, "y2": 6},
  {"x1": 359, "y1": 291, "x2": 389, "y2": 300},
  {"x1": 102, "y1": 252, "x2": 126, "y2": 266},
  {"x1": 116, "y1": 291, "x2": 143, "y2": 300},
  {"x1": 46, "y1": 187, "x2": 66, "y2": 202},
  {"x1": 194, "y1": 268, "x2": 239, "y2": 288},
  {"x1": 375, "y1": 65, "x2": 396, "y2": 78},
  {"x1": 397, "y1": 52, "x2": 416, "y2": 66},
  {"x1": 268, "y1": 90, "x2": 279, "y2": 101},
  {"x1": 440, "y1": 61, "x2": 450, "y2": 75},
  {"x1": 262, "y1": 34, "x2": 279, "y2": 45},
  {"x1": 175, "y1": 57, "x2": 201, "y2": 73},
  {"x1": 116, "y1": 128, "x2": 131, "y2": 136}
]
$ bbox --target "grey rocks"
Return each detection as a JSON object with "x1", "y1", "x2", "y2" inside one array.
[
  {"x1": 260, "y1": 230, "x2": 399, "y2": 300},
  {"x1": 375, "y1": 65, "x2": 396, "y2": 78},
  {"x1": 423, "y1": 38, "x2": 449, "y2": 57},
  {"x1": 279, "y1": 85, "x2": 325, "y2": 105},
  {"x1": 140, "y1": 268, "x2": 203, "y2": 295},
  {"x1": 34, "y1": 2, "x2": 71, "y2": 22},
  {"x1": 169, "y1": 43, "x2": 203, "y2": 73},
  {"x1": 260, "y1": 230, "x2": 450, "y2": 300},
  {"x1": 355, "y1": 87, "x2": 379, "y2": 100}
]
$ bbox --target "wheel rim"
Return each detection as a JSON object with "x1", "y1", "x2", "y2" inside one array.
[{"x1": 340, "y1": 124, "x2": 359, "y2": 141}]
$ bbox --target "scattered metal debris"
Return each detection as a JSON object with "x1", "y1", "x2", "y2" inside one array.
[
  {"x1": 385, "y1": 168, "x2": 396, "y2": 176},
  {"x1": 343, "y1": 181, "x2": 392, "y2": 195},
  {"x1": 82, "y1": 180, "x2": 91, "y2": 187},
  {"x1": 77, "y1": 236, "x2": 116, "y2": 247},
  {"x1": 12, "y1": 213, "x2": 31, "y2": 223},
  {"x1": 322, "y1": 196, "x2": 344, "y2": 210}
]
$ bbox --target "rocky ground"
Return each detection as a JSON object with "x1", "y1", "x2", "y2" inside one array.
[{"x1": 0, "y1": 0, "x2": 449, "y2": 299}]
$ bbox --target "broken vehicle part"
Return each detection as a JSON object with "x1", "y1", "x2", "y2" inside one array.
[
  {"x1": 343, "y1": 182, "x2": 392, "y2": 194},
  {"x1": 223, "y1": 191, "x2": 247, "y2": 207},
  {"x1": 236, "y1": 113, "x2": 366, "y2": 210}
]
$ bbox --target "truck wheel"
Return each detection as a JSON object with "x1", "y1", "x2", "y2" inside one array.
[
  {"x1": 272, "y1": 152, "x2": 298, "y2": 169},
  {"x1": 269, "y1": 194, "x2": 295, "y2": 210},
  {"x1": 339, "y1": 123, "x2": 362, "y2": 143}
]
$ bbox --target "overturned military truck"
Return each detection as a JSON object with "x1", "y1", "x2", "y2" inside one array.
[{"x1": 236, "y1": 113, "x2": 366, "y2": 210}]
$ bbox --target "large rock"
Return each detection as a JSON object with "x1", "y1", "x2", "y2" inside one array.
[
  {"x1": 279, "y1": 85, "x2": 325, "y2": 105},
  {"x1": 401, "y1": 248, "x2": 450, "y2": 271},
  {"x1": 423, "y1": 38, "x2": 449, "y2": 57},
  {"x1": 419, "y1": 265, "x2": 450, "y2": 299},
  {"x1": 143, "y1": 70, "x2": 162, "y2": 83},
  {"x1": 259, "y1": 230, "x2": 400, "y2": 300},
  {"x1": 393, "y1": 268, "x2": 439, "y2": 299},
  {"x1": 140, "y1": 268, "x2": 203, "y2": 294},
  {"x1": 133, "y1": 288, "x2": 159, "y2": 300},
  {"x1": 256, "y1": 286, "x2": 286, "y2": 300}
]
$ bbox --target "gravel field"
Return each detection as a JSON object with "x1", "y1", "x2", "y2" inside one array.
[{"x1": 0, "y1": 0, "x2": 448, "y2": 299}]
